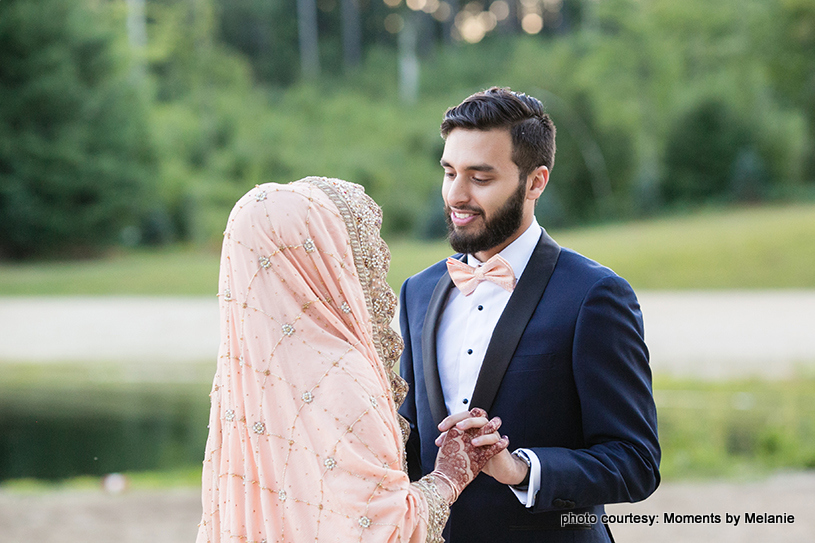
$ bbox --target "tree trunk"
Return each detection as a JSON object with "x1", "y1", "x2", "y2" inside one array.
[
  {"x1": 125, "y1": 0, "x2": 147, "y2": 80},
  {"x1": 297, "y1": 0, "x2": 320, "y2": 79},
  {"x1": 399, "y1": 13, "x2": 419, "y2": 104},
  {"x1": 340, "y1": 0, "x2": 362, "y2": 71}
]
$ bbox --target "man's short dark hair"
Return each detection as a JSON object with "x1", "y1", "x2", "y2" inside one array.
[{"x1": 441, "y1": 87, "x2": 556, "y2": 179}]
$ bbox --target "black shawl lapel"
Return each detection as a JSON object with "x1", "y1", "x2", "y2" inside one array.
[
  {"x1": 470, "y1": 229, "x2": 561, "y2": 413},
  {"x1": 421, "y1": 256, "x2": 461, "y2": 427}
]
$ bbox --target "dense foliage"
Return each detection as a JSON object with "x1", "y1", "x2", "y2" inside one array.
[
  {"x1": 0, "y1": 0, "x2": 157, "y2": 258},
  {"x1": 1, "y1": 0, "x2": 814, "y2": 257}
]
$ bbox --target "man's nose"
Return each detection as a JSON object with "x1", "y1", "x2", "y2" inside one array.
[{"x1": 445, "y1": 175, "x2": 470, "y2": 206}]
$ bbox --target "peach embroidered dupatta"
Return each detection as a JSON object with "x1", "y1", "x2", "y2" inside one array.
[{"x1": 197, "y1": 178, "x2": 447, "y2": 543}]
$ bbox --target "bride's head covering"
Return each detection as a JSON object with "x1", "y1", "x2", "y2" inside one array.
[{"x1": 199, "y1": 178, "x2": 440, "y2": 543}]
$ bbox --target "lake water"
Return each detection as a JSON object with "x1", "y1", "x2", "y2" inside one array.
[{"x1": 0, "y1": 361, "x2": 212, "y2": 481}]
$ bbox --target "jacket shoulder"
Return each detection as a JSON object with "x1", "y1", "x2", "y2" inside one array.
[{"x1": 554, "y1": 247, "x2": 633, "y2": 291}]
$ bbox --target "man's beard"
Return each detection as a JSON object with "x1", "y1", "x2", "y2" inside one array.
[{"x1": 445, "y1": 180, "x2": 526, "y2": 255}]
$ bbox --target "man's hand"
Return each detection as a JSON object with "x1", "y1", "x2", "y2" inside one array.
[
  {"x1": 482, "y1": 449, "x2": 529, "y2": 486},
  {"x1": 435, "y1": 409, "x2": 529, "y2": 486}
]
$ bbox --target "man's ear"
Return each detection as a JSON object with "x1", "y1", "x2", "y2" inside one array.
[{"x1": 527, "y1": 166, "x2": 549, "y2": 201}]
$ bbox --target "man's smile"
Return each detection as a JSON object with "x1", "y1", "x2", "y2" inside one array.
[{"x1": 449, "y1": 208, "x2": 482, "y2": 227}]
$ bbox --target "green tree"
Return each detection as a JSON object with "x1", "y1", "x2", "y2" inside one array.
[
  {"x1": 765, "y1": 0, "x2": 815, "y2": 181},
  {"x1": 661, "y1": 100, "x2": 752, "y2": 204},
  {"x1": 0, "y1": 0, "x2": 156, "y2": 259}
]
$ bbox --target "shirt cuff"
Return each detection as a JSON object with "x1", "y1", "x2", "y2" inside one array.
[{"x1": 508, "y1": 448, "x2": 541, "y2": 508}]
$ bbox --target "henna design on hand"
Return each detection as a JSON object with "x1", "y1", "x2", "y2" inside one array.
[{"x1": 433, "y1": 408, "x2": 509, "y2": 503}]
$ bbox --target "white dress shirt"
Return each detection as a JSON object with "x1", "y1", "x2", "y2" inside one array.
[{"x1": 436, "y1": 218, "x2": 543, "y2": 507}]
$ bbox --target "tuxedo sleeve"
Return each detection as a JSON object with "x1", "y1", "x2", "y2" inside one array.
[
  {"x1": 530, "y1": 274, "x2": 661, "y2": 512},
  {"x1": 398, "y1": 277, "x2": 424, "y2": 482}
]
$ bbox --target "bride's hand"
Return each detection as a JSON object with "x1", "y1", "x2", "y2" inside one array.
[{"x1": 431, "y1": 408, "x2": 509, "y2": 502}]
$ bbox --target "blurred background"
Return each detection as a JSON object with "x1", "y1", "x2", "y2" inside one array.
[{"x1": 1, "y1": 0, "x2": 814, "y2": 541}]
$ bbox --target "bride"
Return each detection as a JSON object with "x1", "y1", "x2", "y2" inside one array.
[{"x1": 197, "y1": 177, "x2": 507, "y2": 543}]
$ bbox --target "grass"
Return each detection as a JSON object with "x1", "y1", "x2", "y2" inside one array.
[
  {"x1": 0, "y1": 467, "x2": 203, "y2": 492},
  {"x1": 552, "y1": 203, "x2": 815, "y2": 290},
  {"x1": 1, "y1": 202, "x2": 814, "y2": 296},
  {"x1": 655, "y1": 375, "x2": 815, "y2": 480},
  {"x1": 0, "y1": 247, "x2": 220, "y2": 296}
]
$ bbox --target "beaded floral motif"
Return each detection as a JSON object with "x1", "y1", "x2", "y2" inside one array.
[
  {"x1": 255, "y1": 190, "x2": 267, "y2": 202},
  {"x1": 223, "y1": 288, "x2": 232, "y2": 301},
  {"x1": 224, "y1": 409, "x2": 235, "y2": 422},
  {"x1": 200, "y1": 178, "x2": 435, "y2": 543}
]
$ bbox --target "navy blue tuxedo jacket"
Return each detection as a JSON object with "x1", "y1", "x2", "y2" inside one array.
[{"x1": 398, "y1": 228, "x2": 660, "y2": 542}]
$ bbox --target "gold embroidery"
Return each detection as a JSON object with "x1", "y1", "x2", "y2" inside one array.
[
  {"x1": 414, "y1": 475, "x2": 451, "y2": 543},
  {"x1": 304, "y1": 178, "x2": 409, "y2": 437}
]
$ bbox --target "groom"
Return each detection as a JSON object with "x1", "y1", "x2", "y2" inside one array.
[{"x1": 398, "y1": 87, "x2": 660, "y2": 542}]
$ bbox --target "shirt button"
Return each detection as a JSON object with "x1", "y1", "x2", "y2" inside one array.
[
  {"x1": 467, "y1": 349, "x2": 473, "y2": 355},
  {"x1": 462, "y1": 398, "x2": 469, "y2": 405},
  {"x1": 477, "y1": 305, "x2": 483, "y2": 311}
]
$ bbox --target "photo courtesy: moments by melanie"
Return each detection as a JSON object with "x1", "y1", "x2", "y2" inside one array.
[{"x1": 561, "y1": 511, "x2": 795, "y2": 528}]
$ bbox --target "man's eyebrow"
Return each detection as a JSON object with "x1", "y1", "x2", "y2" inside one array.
[{"x1": 440, "y1": 159, "x2": 496, "y2": 173}]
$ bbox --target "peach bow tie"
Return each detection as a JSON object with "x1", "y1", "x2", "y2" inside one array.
[{"x1": 446, "y1": 255, "x2": 516, "y2": 296}]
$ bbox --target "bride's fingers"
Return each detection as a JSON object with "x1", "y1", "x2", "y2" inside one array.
[
  {"x1": 479, "y1": 416, "x2": 502, "y2": 435},
  {"x1": 468, "y1": 407, "x2": 488, "y2": 418},
  {"x1": 468, "y1": 416, "x2": 502, "y2": 446},
  {"x1": 487, "y1": 435, "x2": 510, "y2": 456}
]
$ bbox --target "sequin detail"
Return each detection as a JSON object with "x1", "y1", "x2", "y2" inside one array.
[{"x1": 198, "y1": 179, "x2": 426, "y2": 542}]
